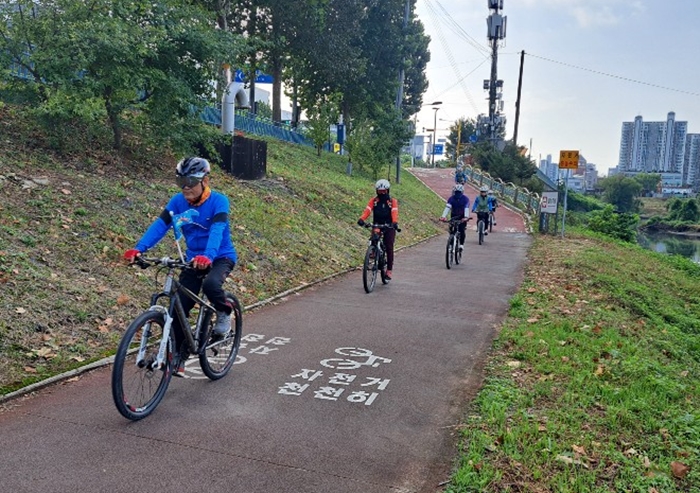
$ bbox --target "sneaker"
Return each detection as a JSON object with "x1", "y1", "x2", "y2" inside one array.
[
  {"x1": 458, "y1": 245, "x2": 464, "y2": 251},
  {"x1": 213, "y1": 310, "x2": 231, "y2": 336},
  {"x1": 173, "y1": 354, "x2": 187, "y2": 378},
  {"x1": 484, "y1": 231, "x2": 488, "y2": 236},
  {"x1": 385, "y1": 270, "x2": 392, "y2": 280},
  {"x1": 494, "y1": 222, "x2": 497, "y2": 226}
]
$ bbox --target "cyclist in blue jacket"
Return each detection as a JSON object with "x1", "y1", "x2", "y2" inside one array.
[
  {"x1": 123, "y1": 157, "x2": 237, "y2": 376},
  {"x1": 439, "y1": 184, "x2": 471, "y2": 251},
  {"x1": 471, "y1": 185, "x2": 495, "y2": 235}
]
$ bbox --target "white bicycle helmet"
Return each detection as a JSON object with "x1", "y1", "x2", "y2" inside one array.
[
  {"x1": 375, "y1": 179, "x2": 391, "y2": 191},
  {"x1": 480, "y1": 185, "x2": 489, "y2": 192},
  {"x1": 453, "y1": 184, "x2": 464, "y2": 193}
]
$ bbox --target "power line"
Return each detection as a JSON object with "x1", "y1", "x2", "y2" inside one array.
[
  {"x1": 527, "y1": 52, "x2": 700, "y2": 97},
  {"x1": 432, "y1": 0, "x2": 491, "y2": 56},
  {"x1": 424, "y1": 0, "x2": 481, "y2": 114}
]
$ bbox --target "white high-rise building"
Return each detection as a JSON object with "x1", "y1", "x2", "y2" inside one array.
[
  {"x1": 618, "y1": 112, "x2": 688, "y2": 175},
  {"x1": 685, "y1": 134, "x2": 700, "y2": 190},
  {"x1": 539, "y1": 154, "x2": 558, "y2": 183}
]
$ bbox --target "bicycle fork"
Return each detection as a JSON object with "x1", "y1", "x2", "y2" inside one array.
[{"x1": 135, "y1": 305, "x2": 173, "y2": 371}]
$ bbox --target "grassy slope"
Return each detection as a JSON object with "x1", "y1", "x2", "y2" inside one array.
[
  {"x1": 0, "y1": 105, "x2": 444, "y2": 394},
  {"x1": 447, "y1": 231, "x2": 700, "y2": 492}
]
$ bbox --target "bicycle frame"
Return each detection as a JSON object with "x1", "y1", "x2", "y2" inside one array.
[{"x1": 141, "y1": 263, "x2": 216, "y2": 370}]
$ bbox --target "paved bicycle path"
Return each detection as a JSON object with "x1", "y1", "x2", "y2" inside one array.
[{"x1": 0, "y1": 169, "x2": 531, "y2": 493}]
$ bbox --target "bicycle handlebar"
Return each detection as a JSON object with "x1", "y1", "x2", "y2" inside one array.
[
  {"x1": 132, "y1": 255, "x2": 192, "y2": 270},
  {"x1": 362, "y1": 223, "x2": 401, "y2": 233}
]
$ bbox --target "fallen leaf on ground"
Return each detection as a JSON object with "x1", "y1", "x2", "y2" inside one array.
[
  {"x1": 527, "y1": 317, "x2": 539, "y2": 323},
  {"x1": 555, "y1": 455, "x2": 588, "y2": 468},
  {"x1": 572, "y1": 445, "x2": 586, "y2": 456},
  {"x1": 24, "y1": 366, "x2": 37, "y2": 373},
  {"x1": 15, "y1": 307, "x2": 26, "y2": 314},
  {"x1": 116, "y1": 294, "x2": 130, "y2": 305},
  {"x1": 670, "y1": 461, "x2": 690, "y2": 478}
]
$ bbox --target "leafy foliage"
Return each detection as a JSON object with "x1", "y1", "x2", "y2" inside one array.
[
  {"x1": 587, "y1": 205, "x2": 639, "y2": 242},
  {"x1": 0, "y1": 0, "x2": 244, "y2": 151},
  {"x1": 599, "y1": 174, "x2": 643, "y2": 213}
]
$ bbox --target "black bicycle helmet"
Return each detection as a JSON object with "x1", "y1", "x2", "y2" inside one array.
[{"x1": 176, "y1": 157, "x2": 211, "y2": 178}]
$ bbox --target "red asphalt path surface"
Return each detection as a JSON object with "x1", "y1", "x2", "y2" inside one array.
[{"x1": 0, "y1": 169, "x2": 531, "y2": 493}]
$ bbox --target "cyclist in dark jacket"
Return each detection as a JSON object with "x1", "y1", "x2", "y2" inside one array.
[
  {"x1": 439, "y1": 184, "x2": 470, "y2": 250},
  {"x1": 357, "y1": 179, "x2": 399, "y2": 280},
  {"x1": 123, "y1": 157, "x2": 237, "y2": 376}
]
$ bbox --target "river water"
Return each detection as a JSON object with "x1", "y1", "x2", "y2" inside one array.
[{"x1": 637, "y1": 231, "x2": 700, "y2": 263}]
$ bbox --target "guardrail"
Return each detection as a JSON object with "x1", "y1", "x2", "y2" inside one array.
[{"x1": 462, "y1": 164, "x2": 541, "y2": 214}]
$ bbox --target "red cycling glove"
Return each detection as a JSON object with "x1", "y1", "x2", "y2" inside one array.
[
  {"x1": 123, "y1": 249, "x2": 141, "y2": 263},
  {"x1": 192, "y1": 255, "x2": 212, "y2": 270}
]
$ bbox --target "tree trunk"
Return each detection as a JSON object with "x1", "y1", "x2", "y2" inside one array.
[
  {"x1": 103, "y1": 89, "x2": 122, "y2": 150},
  {"x1": 271, "y1": 56, "x2": 283, "y2": 123}
]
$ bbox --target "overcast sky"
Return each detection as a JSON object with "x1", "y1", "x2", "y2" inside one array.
[{"x1": 413, "y1": 0, "x2": 700, "y2": 174}]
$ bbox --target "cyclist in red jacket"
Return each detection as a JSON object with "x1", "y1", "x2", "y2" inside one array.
[{"x1": 357, "y1": 179, "x2": 399, "y2": 280}]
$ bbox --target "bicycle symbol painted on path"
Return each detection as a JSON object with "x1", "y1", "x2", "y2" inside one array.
[{"x1": 279, "y1": 347, "x2": 393, "y2": 406}]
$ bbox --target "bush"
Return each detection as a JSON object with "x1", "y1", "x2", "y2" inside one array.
[
  {"x1": 566, "y1": 190, "x2": 604, "y2": 212},
  {"x1": 587, "y1": 205, "x2": 639, "y2": 242}
]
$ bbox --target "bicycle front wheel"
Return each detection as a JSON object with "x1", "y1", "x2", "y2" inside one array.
[
  {"x1": 478, "y1": 220, "x2": 484, "y2": 245},
  {"x1": 199, "y1": 293, "x2": 243, "y2": 380},
  {"x1": 363, "y1": 245, "x2": 378, "y2": 293},
  {"x1": 445, "y1": 235, "x2": 454, "y2": 269},
  {"x1": 111, "y1": 310, "x2": 173, "y2": 421},
  {"x1": 454, "y1": 235, "x2": 462, "y2": 265}
]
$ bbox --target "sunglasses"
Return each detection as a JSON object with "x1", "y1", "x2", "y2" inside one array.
[{"x1": 176, "y1": 175, "x2": 204, "y2": 189}]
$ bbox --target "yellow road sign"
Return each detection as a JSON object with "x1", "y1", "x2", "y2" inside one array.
[{"x1": 559, "y1": 150, "x2": 579, "y2": 169}]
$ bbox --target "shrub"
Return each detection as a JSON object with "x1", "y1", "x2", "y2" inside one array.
[{"x1": 587, "y1": 205, "x2": 639, "y2": 242}]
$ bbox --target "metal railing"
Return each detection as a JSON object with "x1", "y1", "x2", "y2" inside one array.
[{"x1": 462, "y1": 164, "x2": 541, "y2": 214}]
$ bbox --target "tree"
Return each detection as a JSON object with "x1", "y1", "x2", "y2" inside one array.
[
  {"x1": 1, "y1": 0, "x2": 244, "y2": 150},
  {"x1": 305, "y1": 93, "x2": 340, "y2": 156},
  {"x1": 599, "y1": 175, "x2": 643, "y2": 213},
  {"x1": 445, "y1": 118, "x2": 477, "y2": 162},
  {"x1": 633, "y1": 173, "x2": 661, "y2": 197}
]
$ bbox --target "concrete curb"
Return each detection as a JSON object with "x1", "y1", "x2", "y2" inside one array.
[{"x1": 0, "y1": 232, "x2": 441, "y2": 405}]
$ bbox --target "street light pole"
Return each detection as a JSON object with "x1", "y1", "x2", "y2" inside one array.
[{"x1": 431, "y1": 106, "x2": 440, "y2": 167}]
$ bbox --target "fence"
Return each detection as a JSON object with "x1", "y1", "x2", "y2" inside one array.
[
  {"x1": 462, "y1": 164, "x2": 541, "y2": 214},
  {"x1": 199, "y1": 106, "x2": 314, "y2": 148}
]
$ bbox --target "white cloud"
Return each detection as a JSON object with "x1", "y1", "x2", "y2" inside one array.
[{"x1": 520, "y1": 0, "x2": 645, "y2": 28}]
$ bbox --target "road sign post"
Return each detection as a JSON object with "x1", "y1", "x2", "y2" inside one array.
[{"x1": 558, "y1": 150, "x2": 579, "y2": 238}]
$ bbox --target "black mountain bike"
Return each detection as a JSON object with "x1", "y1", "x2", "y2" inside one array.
[
  {"x1": 445, "y1": 217, "x2": 471, "y2": 269},
  {"x1": 361, "y1": 223, "x2": 399, "y2": 293},
  {"x1": 111, "y1": 255, "x2": 243, "y2": 420}
]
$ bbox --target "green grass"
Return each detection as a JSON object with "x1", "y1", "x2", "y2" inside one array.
[
  {"x1": 446, "y1": 231, "x2": 700, "y2": 492},
  {"x1": 0, "y1": 105, "x2": 446, "y2": 394}
]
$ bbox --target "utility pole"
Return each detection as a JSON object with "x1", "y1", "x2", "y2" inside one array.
[
  {"x1": 394, "y1": 0, "x2": 410, "y2": 184},
  {"x1": 482, "y1": 0, "x2": 507, "y2": 145},
  {"x1": 513, "y1": 50, "x2": 525, "y2": 147}
]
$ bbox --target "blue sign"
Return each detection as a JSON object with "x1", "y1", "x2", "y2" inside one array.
[
  {"x1": 469, "y1": 134, "x2": 478, "y2": 143},
  {"x1": 234, "y1": 69, "x2": 274, "y2": 84},
  {"x1": 432, "y1": 144, "x2": 444, "y2": 155},
  {"x1": 337, "y1": 124, "x2": 345, "y2": 144}
]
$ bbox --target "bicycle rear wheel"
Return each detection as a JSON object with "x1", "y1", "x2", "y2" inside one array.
[
  {"x1": 111, "y1": 310, "x2": 173, "y2": 421},
  {"x1": 445, "y1": 234, "x2": 454, "y2": 269},
  {"x1": 199, "y1": 293, "x2": 243, "y2": 380},
  {"x1": 489, "y1": 214, "x2": 494, "y2": 232},
  {"x1": 478, "y1": 220, "x2": 484, "y2": 245},
  {"x1": 363, "y1": 245, "x2": 378, "y2": 293}
]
